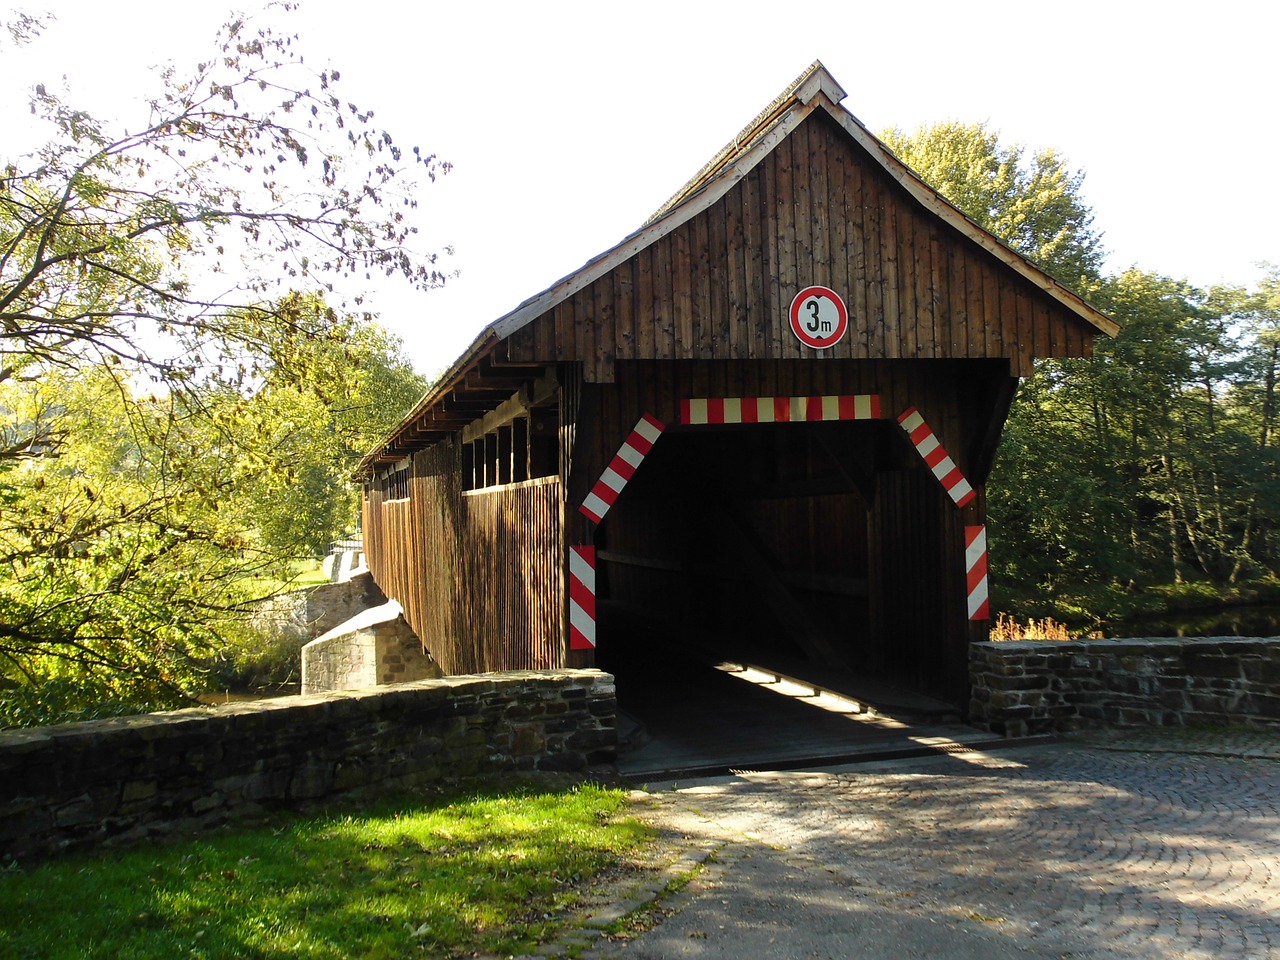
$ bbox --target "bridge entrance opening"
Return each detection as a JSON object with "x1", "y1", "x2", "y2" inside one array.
[{"x1": 592, "y1": 420, "x2": 963, "y2": 771}]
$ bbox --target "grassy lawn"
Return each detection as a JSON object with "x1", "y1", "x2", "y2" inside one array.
[{"x1": 0, "y1": 785, "x2": 652, "y2": 959}]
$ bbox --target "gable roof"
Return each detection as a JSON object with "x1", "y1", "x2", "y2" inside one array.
[{"x1": 359, "y1": 62, "x2": 1116, "y2": 475}]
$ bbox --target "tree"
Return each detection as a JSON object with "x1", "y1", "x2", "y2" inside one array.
[
  {"x1": 880, "y1": 121, "x2": 1104, "y2": 293},
  {"x1": 0, "y1": 9, "x2": 444, "y2": 724},
  {"x1": 881, "y1": 121, "x2": 1277, "y2": 615},
  {"x1": 237, "y1": 297, "x2": 429, "y2": 557},
  {"x1": 2, "y1": 6, "x2": 448, "y2": 436},
  {"x1": 0, "y1": 302, "x2": 427, "y2": 726}
]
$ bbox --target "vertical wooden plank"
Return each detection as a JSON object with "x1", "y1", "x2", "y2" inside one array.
[
  {"x1": 1026, "y1": 282, "x2": 1048, "y2": 361},
  {"x1": 827, "y1": 122, "x2": 852, "y2": 361},
  {"x1": 775, "y1": 130, "x2": 798, "y2": 358},
  {"x1": 809, "y1": 116, "x2": 831, "y2": 294},
  {"x1": 573, "y1": 290, "x2": 594, "y2": 381},
  {"x1": 761, "y1": 147, "x2": 784, "y2": 358},
  {"x1": 673, "y1": 221, "x2": 694, "y2": 355},
  {"x1": 999, "y1": 274, "x2": 1026, "y2": 376},
  {"x1": 847, "y1": 152, "x2": 869, "y2": 360},
  {"x1": 918, "y1": 220, "x2": 937, "y2": 359},
  {"x1": 594, "y1": 276, "x2": 615, "y2": 383},
  {"x1": 948, "y1": 241, "x2": 966, "y2": 359},
  {"x1": 1045, "y1": 297, "x2": 1062, "y2": 357},
  {"x1": 656, "y1": 225, "x2": 676, "y2": 356},
  {"x1": 708, "y1": 193, "x2": 731, "y2": 358},
  {"x1": 898, "y1": 202, "x2": 918, "y2": 359},
  {"x1": 744, "y1": 168, "x2": 766, "y2": 359},
  {"x1": 1064, "y1": 304, "x2": 1083, "y2": 357},
  {"x1": 534, "y1": 303, "x2": 554, "y2": 362},
  {"x1": 726, "y1": 181, "x2": 746, "y2": 359},
  {"x1": 693, "y1": 209, "x2": 712, "y2": 358},
  {"x1": 879, "y1": 176, "x2": 901, "y2": 358},
  {"x1": 863, "y1": 169, "x2": 885, "y2": 358},
  {"x1": 792, "y1": 119, "x2": 815, "y2": 336},
  {"x1": 615, "y1": 255, "x2": 635, "y2": 361},
  {"x1": 635, "y1": 242, "x2": 655, "y2": 361},
  {"x1": 983, "y1": 260, "x2": 1003, "y2": 369},
  {"x1": 957, "y1": 245, "x2": 977, "y2": 360}
]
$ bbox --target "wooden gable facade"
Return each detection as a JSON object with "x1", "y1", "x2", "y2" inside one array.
[{"x1": 359, "y1": 64, "x2": 1114, "y2": 706}]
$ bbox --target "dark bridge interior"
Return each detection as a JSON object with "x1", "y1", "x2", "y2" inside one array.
[{"x1": 592, "y1": 420, "x2": 964, "y2": 771}]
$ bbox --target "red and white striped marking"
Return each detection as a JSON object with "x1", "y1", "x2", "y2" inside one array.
[
  {"x1": 579, "y1": 414, "x2": 666, "y2": 524},
  {"x1": 569, "y1": 545, "x2": 596, "y2": 649},
  {"x1": 897, "y1": 407, "x2": 976, "y2": 508},
  {"x1": 681, "y1": 395, "x2": 880, "y2": 425},
  {"x1": 965, "y1": 525, "x2": 990, "y2": 620}
]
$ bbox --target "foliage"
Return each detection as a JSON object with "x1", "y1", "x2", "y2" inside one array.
[
  {"x1": 990, "y1": 269, "x2": 1280, "y2": 612},
  {"x1": 0, "y1": 785, "x2": 653, "y2": 959},
  {"x1": 2, "y1": 7, "x2": 447, "y2": 403},
  {"x1": 880, "y1": 120, "x2": 1104, "y2": 292},
  {"x1": 887, "y1": 122, "x2": 1278, "y2": 618},
  {"x1": 988, "y1": 613, "x2": 1096, "y2": 642},
  {"x1": 0, "y1": 301, "x2": 426, "y2": 725},
  {"x1": 238, "y1": 302, "x2": 427, "y2": 557},
  {"x1": 0, "y1": 9, "x2": 439, "y2": 724}
]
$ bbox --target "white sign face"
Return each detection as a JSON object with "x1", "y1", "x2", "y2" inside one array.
[{"x1": 789, "y1": 286, "x2": 849, "y2": 349}]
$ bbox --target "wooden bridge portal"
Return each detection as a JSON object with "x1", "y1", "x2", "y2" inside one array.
[{"x1": 357, "y1": 63, "x2": 1115, "y2": 708}]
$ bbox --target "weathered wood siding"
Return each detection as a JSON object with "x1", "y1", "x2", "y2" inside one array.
[
  {"x1": 502, "y1": 111, "x2": 1091, "y2": 381},
  {"x1": 364, "y1": 439, "x2": 565, "y2": 675}
]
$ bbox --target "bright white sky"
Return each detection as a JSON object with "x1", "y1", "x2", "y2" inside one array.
[{"x1": 4, "y1": 0, "x2": 1276, "y2": 376}]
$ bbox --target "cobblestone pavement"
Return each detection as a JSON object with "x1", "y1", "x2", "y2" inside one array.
[{"x1": 578, "y1": 729, "x2": 1280, "y2": 959}]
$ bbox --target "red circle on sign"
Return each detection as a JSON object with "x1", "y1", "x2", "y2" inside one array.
[{"x1": 789, "y1": 286, "x2": 848, "y2": 349}]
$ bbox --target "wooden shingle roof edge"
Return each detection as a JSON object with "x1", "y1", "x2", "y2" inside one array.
[{"x1": 357, "y1": 61, "x2": 1118, "y2": 477}]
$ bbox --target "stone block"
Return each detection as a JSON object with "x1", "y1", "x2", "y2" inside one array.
[
  {"x1": 512, "y1": 727, "x2": 547, "y2": 757},
  {"x1": 191, "y1": 792, "x2": 224, "y2": 814},
  {"x1": 0, "y1": 799, "x2": 53, "y2": 843},
  {"x1": 1158, "y1": 690, "x2": 1189, "y2": 710},
  {"x1": 288, "y1": 763, "x2": 334, "y2": 800},
  {"x1": 1252, "y1": 695, "x2": 1280, "y2": 719},
  {"x1": 54, "y1": 794, "x2": 98, "y2": 828},
  {"x1": 121, "y1": 780, "x2": 158, "y2": 803},
  {"x1": 241, "y1": 769, "x2": 291, "y2": 802}
]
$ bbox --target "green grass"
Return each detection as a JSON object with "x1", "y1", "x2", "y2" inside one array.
[{"x1": 0, "y1": 784, "x2": 652, "y2": 959}]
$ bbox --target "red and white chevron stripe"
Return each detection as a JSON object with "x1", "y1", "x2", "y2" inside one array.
[
  {"x1": 579, "y1": 413, "x2": 665, "y2": 524},
  {"x1": 680, "y1": 394, "x2": 880, "y2": 425},
  {"x1": 568, "y1": 545, "x2": 596, "y2": 649},
  {"x1": 965, "y1": 525, "x2": 990, "y2": 620},
  {"x1": 896, "y1": 407, "x2": 976, "y2": 508}
]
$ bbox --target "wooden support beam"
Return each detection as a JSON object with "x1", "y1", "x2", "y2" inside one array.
[
  {"x1": 462, "y1": 371, "x2": 559, "y2": 443},
  {"x1": 597, "y1": 549, "x2": 685, "y2": 572}
]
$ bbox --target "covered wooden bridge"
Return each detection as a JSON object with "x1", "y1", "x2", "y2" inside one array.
[{"x1": 357, "y1": 63, "x2": 1116, "y2": 709}]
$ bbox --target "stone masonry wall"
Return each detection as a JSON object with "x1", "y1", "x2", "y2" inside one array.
[
  {"x1": 971, "y1": 637, "x2": 1280, "y2": 737},
  {"x1": 301, "y1": 599, "x2": 441, "y2": 694},
  {"x1": 0, "y1": 670, "x2": 616, "y2": 863}
]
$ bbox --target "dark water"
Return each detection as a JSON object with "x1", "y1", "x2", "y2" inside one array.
[{"x1": 1098, "y1": 604, "x2": 1280, "y2": 639}]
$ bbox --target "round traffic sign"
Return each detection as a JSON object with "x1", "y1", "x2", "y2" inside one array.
[{"x1": 789, "y1": 286, "x2": 848, "y2": 349}]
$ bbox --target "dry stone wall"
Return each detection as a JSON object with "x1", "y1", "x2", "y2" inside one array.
[
  {"x1": 971, "y1": 637, "x2": 1280, "y2": 737},
  {"x1": 0, "y1": 670, "x2": 616, "y2": 863}
]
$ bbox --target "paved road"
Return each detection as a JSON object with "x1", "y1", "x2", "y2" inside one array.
[{"x1": 578, "y1": 730, "x2": 1280, "y2": 959}]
